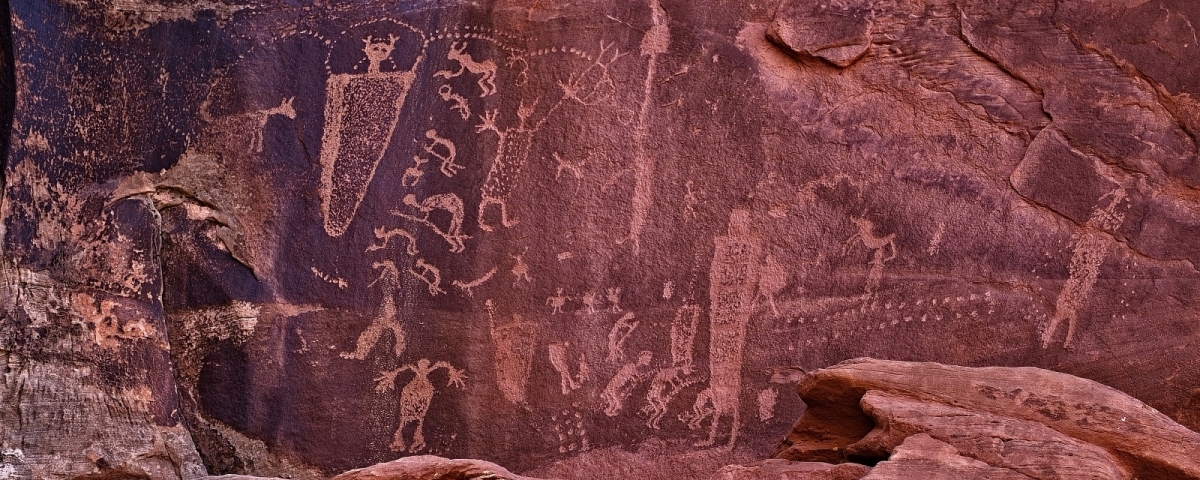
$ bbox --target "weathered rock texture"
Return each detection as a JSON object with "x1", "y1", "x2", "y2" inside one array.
[
  {"x1": 330, "y1": 455, "x2": 540, "y2": 480},
  {"x1": 775, "y1": 358, "x2": 1200, "y2": 479},
  {"x1": 1, "y1": 0, "x2": 1200, "y2": 478}
]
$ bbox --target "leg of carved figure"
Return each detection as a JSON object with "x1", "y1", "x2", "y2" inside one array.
[
  {"x1": 390, "y1": 421, "x2": 408, "y2": 451},
  {"x1": 499, "y1": 199, "x2": 519, "y2": 228},
  {"x1": 343, "y1": 321, "x2": 385, "y2": 360},
  {"x1": 409, "y1": 419, "x2": 426, "y2": 453}
]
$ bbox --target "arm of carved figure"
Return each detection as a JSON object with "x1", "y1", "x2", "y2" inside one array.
[
  {"x1": 434, "y1": 361, "x2": 467, "y2": 388},
  {"x1": 374, "y1": 368, "x2": 403, "y2": 393},
  {"x1": 841, "y1": 234, "x2": 860, "y2": 255},
  {"x1": 883, "y1": 237, "x2": 898, "y2": 262},
  {"x1": 475, "y1": 109, "x2": 500, "y2": 134}
]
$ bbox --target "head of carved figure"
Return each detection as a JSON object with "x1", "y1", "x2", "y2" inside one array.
[
  {"x1": 403, "y1": 193, "x2": 418, "y2": 207},
  {"x1": 851, "y1": 216, "x2": 874, "y2": 232},
  {"x1": 278, "y1": 97, "x2": 296, "y2": 119},
  {"x1": 728, "y1": 209, "x2": 751, "y2": 236},
  {"x1": 417, "y1": 358, "x2": 431, "y2": 370},
  {"x1": 637, "y1": 351, "x2": 653, "y2": 366},
  {"x1": 362, "y1": 34, "x2": 400, "y2": 70}
]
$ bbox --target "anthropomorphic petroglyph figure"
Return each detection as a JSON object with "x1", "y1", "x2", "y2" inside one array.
[
  {"x1": 601, "y1": 351, "x2": 654, "y2": 417},
  {"x1": 422, "y1": 129, "x2": 463, "y2": 177},
  {"x1": 547, "y1": 288, "x2": 569, "y2": 314},
  {"x1": 681, "y1": 387, "x2": 716, "y2": 431},
  {"x1": 756, "y1": 255, "x2": 788, "y2": 317},
  {"x1": 343, "y1": 261, "x2": 407, "y2": 360},
  {"x1": 474, "y1": 47, "x2": 620, "y2": 231},
  {"x1": 553, "y1": 152, "x2": 585, "y2": 180},
  {"x1": 393, "y1": 193, "x2": 468, "y2": 253},
  {"x1": 579, "y1": 291, "x2": 600, "y2": 315},
  {"x1": 401, "y1": 155, "x2": 428, "y2": 187},
  {"x1": 842, "y1": 216, "x2": 897, "y2": 294},
  {"x1": 409, "y1": 258, "x2": 445, "y2": 295},
  {"x1": 366, "y1": 226, "x2": 419, "y2": 256},
  {"x1": 434, "y1": 41, "x2": 497, "y2": 97},
  {"x1": 701, "y1": 209, "x2": 763, "y2": 448},
  {"x1": 251, "y1": 97, "x2": 296, "y2": 153},
  {"x1": 364, "y1": 34, "x2": 401, "y2": 73},
  {"x1": 606, "y1": 312, "x2": 639, "y2": 364},
  {"x1": 489, "y1": 307, "x2": 539, "y2": 406},
  {"x1": 620, "y1": 0, "x2": 670, "y2": 255},
  {"x1": 548, "y1": 341, "x2": 588, "y2": 395},
  {"x1": 452, "y1": 267, "x2": 496, "y2": 297},
  {"x1": 437, "y1": 84, "x2": 471, "y2": 120},
  {"x1": 475, "y1": 105, "x2": 534, "y2": 231},
  {"x1": 510, "y1": 249, "x2": 532, "y2": 285},
  {"x1": 606, "y1": 287, "x2": 623, "y2": 313},
  {"x1": 642, "y1": 303, "x2": 704, "y2": 429},
  {"x1": 374, "y1": 358, "x2": 466, "y2": 452},
  {"x1": 1043, "y1": 189, "x2": 1126, "y2": 349},
  {"x1": 321, "y1": 33, "x2": 421, "y2": 237}
]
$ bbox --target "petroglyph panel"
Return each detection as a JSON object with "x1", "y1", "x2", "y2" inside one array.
[{"x1": 15, "y1": 0, "x2": 1200, "y2": 478}]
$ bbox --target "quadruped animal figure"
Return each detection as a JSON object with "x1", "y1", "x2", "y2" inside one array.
[{"x1": 434, "y1": 41, "x2": 497, "y2": 96}]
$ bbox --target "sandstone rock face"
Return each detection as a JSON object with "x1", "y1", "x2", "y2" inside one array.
[
  {"x1": 711, "y1": 459, "x2": 871, "y2": 480},
  {"x1": 330, "y1": 455, "x2": 541, "y2": 480},
  {"x1": 776, "y1": 359, "x2": 1200, "y2": 479},
  {"x1": 2, "y1": 0, "x2": 1200, "y2": 478}
]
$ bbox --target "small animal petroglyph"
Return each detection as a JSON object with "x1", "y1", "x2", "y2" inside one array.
[
  {"x1": 510, "y1": 249, "x2": 532, "y2": 285},
  {"x1": 409, "y1": 258, "x2": 446, "y2": 295},
  {"x1": 606, "y1": 287, "x2": 623, "y2": 313},
  {"x1": 251, "y1": 97, "x2": 296, "y2": 153},
  {"x1": 662, "y1": 281, "x2": 675, "y2": 299},
  {"x1": 842, "y1": 216, "x2": 897, "y2": 294},
  {"x1": 342, "y1": 261, "x2": 407, "y2": 360},
  {"x1": 601, "y1": 351, "x2": 654, "y2": 417},
  {"x1": 553, "y1": 152, "x2": 585, "y2": 180},
  {"x1": 434, "y1": 41, "x2": 497, "y2": 96},
  {"x1": 393, "y1": 193, "x2": 469, "y2": 254},
  {"x1": 547, "y1": 288, "x2": 569, "y2": 314},
  {"x1": 437, "y1": 84, "x2": 471, "y2": 120},
  {"x1": 366, "y1": 226, "x2": 419, "y2": 256},
  {"x1": 421, "y1": 129, "x2": 463, "y2": 177},
  {"x1": 548, "y1": 341, "x2": 589, "y2": 395},
  {"x1": 579, "y1": 291, "x2": 600, "y2": 315},
  {"x1": 1043, "y1": 189, "x2": 1126, "y2": 349},
  {"x1": 374, "y1": 358, "x2": 467, "y2": 452},
  {"x1": 606, "y1": 312, "x2": 639, "y2": 364},
  {"x1": 452, "y1": 268, "x2": 496, "y2": 297}
]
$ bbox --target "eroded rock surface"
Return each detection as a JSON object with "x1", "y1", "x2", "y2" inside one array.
[
  {"x1": 2, "y1": 0, "x2": 1200, "y2": 478},
  {"x1": 776, "y1": 359, "x2": 1200, "y2": 479}
]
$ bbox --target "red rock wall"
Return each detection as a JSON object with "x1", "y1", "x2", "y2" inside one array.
[{"x1": 1, "y1": 0, "x2": 1198, "y2": 478}]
